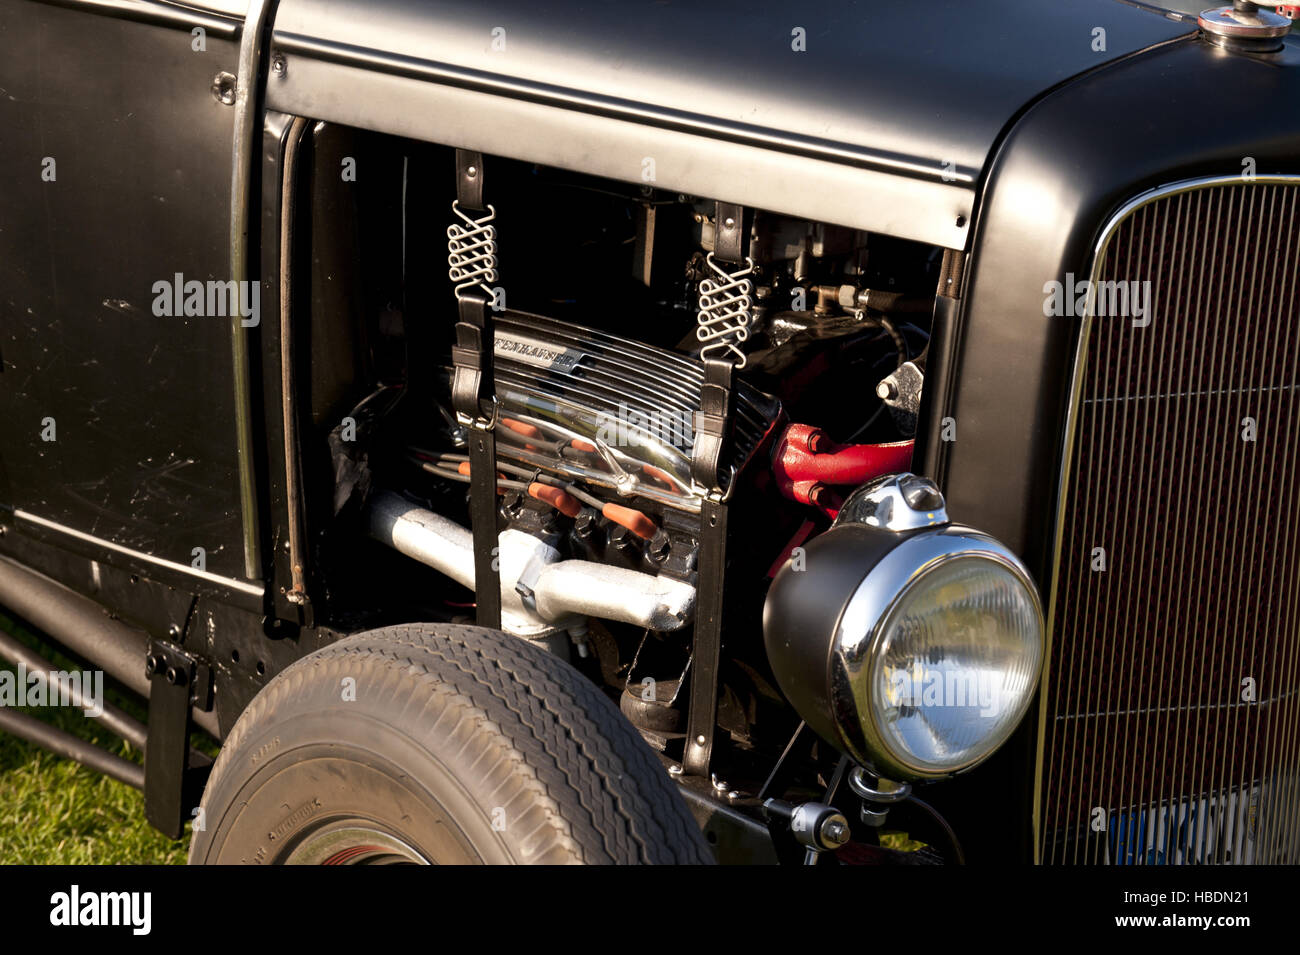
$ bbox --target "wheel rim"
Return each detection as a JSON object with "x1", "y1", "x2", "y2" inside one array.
[{"x1": 283, "y1": 824, "x2": 432, "y2": 865}]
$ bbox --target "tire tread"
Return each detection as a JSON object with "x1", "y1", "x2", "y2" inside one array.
[{"x1": 194, "y1": 624, "x2": 711, "y2": 865}]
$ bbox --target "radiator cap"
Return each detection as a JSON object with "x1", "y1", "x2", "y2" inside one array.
[{"x1": 1199, "y1": 3, "x2": 1292, "y2": 49}]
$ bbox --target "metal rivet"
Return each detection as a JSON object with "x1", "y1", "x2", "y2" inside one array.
[
  {"x1": 271, "y1": 53, "x2": 287, "y2": 77},
  {"x1": 723, "y1": 217, "x2": 736, "y2": 229},
  {"x1": 467, "y1": 165, "x2": 478, "y2": 178},
  {"x1": 210, "y1": 72, "x2": 237, "y2": 106},
  {"x1": 696, "y1": 735, "x2": 707, "y2": 745}
]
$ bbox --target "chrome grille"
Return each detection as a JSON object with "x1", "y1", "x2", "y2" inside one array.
[{"x1": 1039, "y1": 178, "x2": 1300, "y2": 865}]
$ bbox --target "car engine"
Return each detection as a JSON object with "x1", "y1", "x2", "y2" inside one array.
[{"x1": 325, "y1": 147, "x2": 938, "y2": 754}]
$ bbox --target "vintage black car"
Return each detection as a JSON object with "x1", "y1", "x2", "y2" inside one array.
[{"x1": 0, "y1": 0, "x2": 1297, "y2": 865}]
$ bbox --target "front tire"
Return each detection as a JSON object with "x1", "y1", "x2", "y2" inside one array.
[{"x1": 189, "y1": 624, "x2": 712, "y2": 864}]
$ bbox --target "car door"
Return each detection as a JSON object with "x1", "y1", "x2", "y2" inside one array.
[{"x1": 0, "y1": 0, "x2": 250, "y2": 584}]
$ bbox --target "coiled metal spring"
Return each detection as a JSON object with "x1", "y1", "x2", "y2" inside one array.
[
  {"x1": 696, "y1": 252, "x2": 755, "y2": 367},
  {"x1": 447, "y1": 201, "x2": 498, "y2": 298}
]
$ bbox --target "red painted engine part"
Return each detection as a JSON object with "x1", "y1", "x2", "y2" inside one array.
[{"x1": 771, "y1": 422, "x2": 914, "y2": 518}]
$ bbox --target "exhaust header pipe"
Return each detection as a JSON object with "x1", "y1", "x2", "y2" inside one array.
[{"x1": 368, "y1": 493, "x2": 696, "y2": 637}]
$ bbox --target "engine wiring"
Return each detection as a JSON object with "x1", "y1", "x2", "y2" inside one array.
[
  {"x1": 408, "y1": 446, "x2": 664, "y2": 540},
  {"x1": 410, "y1": 446, "x2": 608, "y2": 509}
]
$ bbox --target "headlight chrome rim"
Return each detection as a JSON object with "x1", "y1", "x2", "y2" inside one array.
[{"x1": 830, "y1": 525, "x2": 1044, "y2": 781}]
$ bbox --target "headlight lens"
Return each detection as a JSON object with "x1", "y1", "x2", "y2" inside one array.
[
  {"x1": 869, "y1": 554, "x2": 1043, "y2": 776},
  {"x1": 763, "y1": 475, "x2": 1045, "y2": 784}
]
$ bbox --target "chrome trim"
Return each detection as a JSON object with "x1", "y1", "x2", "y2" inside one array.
[
  {"x1": 831, "y1": 525, "x2": 1045, "y2": 781},
  {"x1": 229, "y1": 0, "x2": 274, "y2": 579},
  {"x1": 1032, "y1": 173, "x2": 1300, "y2": 863},
  {"x1": 12, "y1": 510, "x2": 265, "y2": 599},
  {"x1": 847, "y1": 768, "x2": 911, "y2": 804},
  {"x1": 834, "y1": 473, "x2": 949, "y2": 532},
  {"x1": 33, "y1": 0, "x2": 243, "y2": 36}
]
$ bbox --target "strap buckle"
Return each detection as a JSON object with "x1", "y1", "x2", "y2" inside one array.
[{"x1": 455, "y1": 402, "x2": 499, "y2": 432}]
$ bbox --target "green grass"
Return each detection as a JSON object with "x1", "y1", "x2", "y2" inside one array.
[{"x1": 0, "y1": 616, "x2": 188, "y2": 864}]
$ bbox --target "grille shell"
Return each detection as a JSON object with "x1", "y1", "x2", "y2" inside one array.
[{"x1": 1038, "y1": 178, "x2": 1300, "y2": 865}]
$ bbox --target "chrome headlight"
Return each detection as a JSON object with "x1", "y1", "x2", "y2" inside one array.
[{"x1": 763, "y1": 474, "x2": 1044, "y2": 781}]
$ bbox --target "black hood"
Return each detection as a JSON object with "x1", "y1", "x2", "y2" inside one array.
[{"x1": 273, "y1": 0, "x2": 1194, "y2": 183}]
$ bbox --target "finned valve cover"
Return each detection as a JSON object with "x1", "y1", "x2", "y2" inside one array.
[{"x1": 470, "y1": 310, "x2": 781, "y2": 512}]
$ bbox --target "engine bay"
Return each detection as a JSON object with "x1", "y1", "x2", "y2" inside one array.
[{"x1": 305, "y1": 130, "x2": 944, "y2": 794}]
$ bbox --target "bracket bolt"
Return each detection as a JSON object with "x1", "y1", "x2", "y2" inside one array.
[
  {"x1": 822, "y1": 819, "x2": 851, "y2": 847},
  {"x1": 210, "y1": 71, "x2": 236, "y2": 106}
]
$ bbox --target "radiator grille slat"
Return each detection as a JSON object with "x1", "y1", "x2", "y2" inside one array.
[{"x1": 1041, "y1": 180, "x2": 1300, "y2": 865}]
